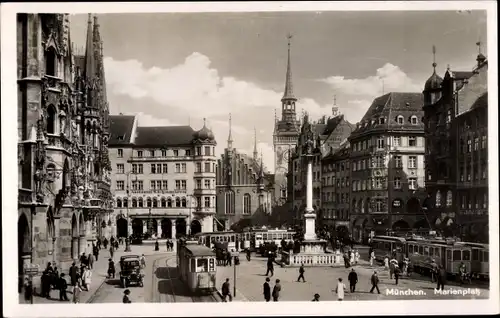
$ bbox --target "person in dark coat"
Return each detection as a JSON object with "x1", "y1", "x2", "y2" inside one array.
[
  {"x1": 265, "y1": 257, "x2": 274, "y2": 276},
  {"x1": 263, "y1": 277, "x2": 271, "y2": 302},
  {"x1": 80, "y1": 253, "x2": 87, "y2": 266},
  {"x1": 297, "y1": 264, "x2": 306, "y2": 282},
  {"x1": 58, "y1": 273, "x2": 69, "y2": 301},
  {"x1": 155, "y1": 240, "x2": 159, "y2": 251},
  {"x1": 221, "y1": 278, "x2": 232, "y2": 302},
  {"x1": 226, "y1": 252, "x2": 232, "y2": 266},
  {"x1": 123, "y1": 289, "x2": 132, "y2": 303},
  {"x1": 312, "y1": 293, "x2": 320, "y2": 301},
  {"x1": 246, "y1": 248, "x2": 251, "y2": 261},
  {"x1": 40, "y1": 270, "x2": 50, "y2": 298},
  {"x1": 69, "y1": 262, "x2": 78, "y2": 286},
  {"x1": 108, "y1": 259, "x2": 116, "y2": 278},
  {"x1": 369, "y1": 271, "x2": 381, "y2": 294},
  {"x1": 436, "y1": 265, "x2": 447, "y2": 290},
  {"x1": 348, "y1": 268, "x2": 358, "y2": 292},
  {"x1": 394, "y1": 266, "x2": 401, "y2": 285},
  {"x1": 272, "y1": 279, "x2": 281, "y2": 302},
  {"x1": 103, "y1": 237, "x2": 108, "y2": 249},
  {"x1": 23, "y1": 277, "x2": 33, "y2": 302}
]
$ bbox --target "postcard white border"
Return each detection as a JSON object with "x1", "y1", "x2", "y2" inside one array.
[{"x1": 2, "y1": 1, "x2": 498, "y2": 317}]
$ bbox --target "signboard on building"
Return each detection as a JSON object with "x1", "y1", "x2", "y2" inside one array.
[{"x1": 23, "y1": 264, "x2": 40, "y2": 276}]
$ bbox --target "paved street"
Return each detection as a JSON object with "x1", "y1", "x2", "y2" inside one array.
[{"x1": 215, "y1": 254, "x2": 490, "y2": 302}]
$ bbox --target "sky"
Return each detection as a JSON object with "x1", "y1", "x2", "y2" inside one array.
[{"x1": 69, "y1": 10, "x2": 487, "y2": 173}]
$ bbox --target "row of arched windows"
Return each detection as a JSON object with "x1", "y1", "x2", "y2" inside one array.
[
  {"x1": 115, "y1": 197, "x2": 188, "y2": 208},
  {"x1": 435, "y1": 190, "x2": 453, "y2": 208},
  {"x1": 223, "y1": 191, "x2": 254, "y2": 215}
]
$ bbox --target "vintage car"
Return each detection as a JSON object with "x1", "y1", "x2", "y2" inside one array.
[{"x1": 119, "y1": 255, "x2": 144, "y2": 288}]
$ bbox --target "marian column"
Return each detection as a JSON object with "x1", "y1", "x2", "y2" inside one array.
[{"x1": 303, "y1": 132, "x2": 317, "y2": 241}]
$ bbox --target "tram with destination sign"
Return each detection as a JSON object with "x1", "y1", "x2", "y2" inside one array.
[{"x1": 177, "y1": 239, "x2": 217, "y2": 294}]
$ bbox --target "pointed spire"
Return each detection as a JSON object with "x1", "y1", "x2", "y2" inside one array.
[
  {"x1": 259, "y1": 149, "x2": 265, "y2": 177},
  {"x1": 476, "y1": 38, "x2": 482, "y2": 55},
  {"x1": 84, "y1": 14, "x2": 94, "y2": 79},
  {"x1": 332, "y1": 94, "x2": 339, "y2": 117},
  {"x1": 432, "y1": 45, "x2": 437, "y2": 72},
  {"x1": 253, "y1": 127, "x2": 258, "y2": 161},
  {"x1": 282, "y1": 33, "x2": 296, "y2": 102},
  {"x1": 227, "y1": 113, "x2": 233, "y2": 149}
]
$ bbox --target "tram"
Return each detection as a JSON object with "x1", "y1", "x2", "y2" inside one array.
[
  {"x1": 177, "y1": 239, "x2": 217, "y2": 294},
  {"x1": 194, "y1": 231, "x2": 239, "y2": 251},
  {"x1": 371, "y1": 235, "x2": 488, "y2": 279},
  {"x1": 370, "y1": 236, "x2": 407, "y2": 263},
  {"x1": 250, "y1": 228, "x2": 295, "y2": 250},
  {"x1": 456, "y1": 242, "x2": 489, "y2": 279}
]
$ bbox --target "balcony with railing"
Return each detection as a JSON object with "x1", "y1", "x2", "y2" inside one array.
[
  {"x1": 44, "y1": 75, "x2": 62, "y2": 90},
  {"x1": 193, "y1": 206, "x2": 215, "y2": 215}
]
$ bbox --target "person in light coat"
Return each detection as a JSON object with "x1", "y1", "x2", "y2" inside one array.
[
  {"x1": 384, "y1": 256, "x2": 389, "y2": 270},
  {"x1": 370, "y1": 251, "x2": 375, "y2": 267},
  {"x1": 334, "y1": 278, "x2": 347, "y2": 301},
  {"x1": 354, "y1": 250, "x2": 360, "y2": 265},
  {"x1": 82, "y1": 266, "x2": 92, "y2": 291},
  {"x1": 350, "y1": 251, "x2": 355, "y2": 265}
]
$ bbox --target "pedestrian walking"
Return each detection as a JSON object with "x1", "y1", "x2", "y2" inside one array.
[
  {"x1": 370, "y1": 251, "x2": 375, "y2": 267},
  {"x1": 436, "y1": 265, "x2": 446, "y2": 291},
  {"x1": 265, "y1": 257, "x2": 274, "y2": 276},
  {"x1": 23, "y1": 277, "x2": 33, "y2": 303},
  {"x1": 384, "y1": 256, "x2": 389, "y2": 271},
  {"x1": 221, "y1": 278, "x2": 233, "y2": 302},
  {"x1": 72, "y1": 278, "x2": 82, "y2": 303},
  {"x1": 81, "y1": 266, "x2": 91, "y2": 291},
  {"x1": 246, "y1": 248, "x2": 251, "y2": 262},
  {"x1": 166, "y1": 240, "x2": 170, "y2": 251},
  {"x1": 103, "y1": 237, "x2": 108, "y2": 250},
  {"x1": 93, "y1": 245, "x2": 99, "y2": 262},
  {"x1": 335, "y1": 278, "x2": 347, "y2": 301},
  {"x1": 348, "y1": 268, "x2": 358, "y2": 292},
  {"x1": 394, "y1": 265, "x2": 401, "y2": 285},
  {"x1": 354, "y1": 249, "x2": 360, "y2": 265},
  {"x1": 109, "y1": 246, "x2": 114, "y2": 259},
  {"x1": 108, "y1": 259, "x2": 116, "y2": 278},
  {"x1": 263, "y1": 277, "x2": 271, "y2": 302},
  {"x1": 80, "y1": 253, "x2": 88, "y2": 266},
  {"x1": 312, "y1": 293, "x2": 320, "y2": 301},
  {"x1": 140, "y1": 254, "x2": 146, "y2": 269},
  {"x1": 123, "y1": 289, "x2": 132, "y2": 303},
  {"x1": 88, "y1": 253, "x2": 95, "y2": 270},
  {"x1": 297, "y1": 263, "x2": 306, "y2": 282},
  {"x1": 369, "y1": 271, "x2": 381, "y2": 294},
  {"x1": 349, "y1": 250, "x2": 355, "y2": 265},
  {"x1": 58, "y1": 273, "x2": 69, "y2": 301},
  {"x1": 272, "y1": 279, "x2": 281, "y2": 302},
  {"x1": 155, "y1": 240, "x2": 159, "y2": 251}
]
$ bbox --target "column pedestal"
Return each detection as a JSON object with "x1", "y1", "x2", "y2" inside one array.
[
  {"x1": 157, "y1": 219, "x2": 162, "y2": 238},
  {"x1": 171, "y1": 220, "x2": 177, "y2": 239},
  {"x1": 78, "y1": 236, "x2": 86, "y2": 257},
  {"x1": 72, "y1": 237, "x2": 79, "y2": 260}
]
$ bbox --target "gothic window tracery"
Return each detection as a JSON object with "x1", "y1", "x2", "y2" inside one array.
[{"x1": 47, "y1": 105, "x2": 57, "y2": 134}]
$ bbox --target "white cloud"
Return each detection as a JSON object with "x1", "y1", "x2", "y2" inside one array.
[
  {"x1": 320, "y1": 63, "x2": 422, "y2": 97},
  {"x1": 135, "y1": 112, "x2": 179, "y2": 127},
  {"x1": 104, "y1": 53, "x2": 290, "y2": 118}
]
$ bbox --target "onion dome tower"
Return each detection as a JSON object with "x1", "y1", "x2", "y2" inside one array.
[{"x1": 423, "y1": 45, "x2": 443, "y2": 106}]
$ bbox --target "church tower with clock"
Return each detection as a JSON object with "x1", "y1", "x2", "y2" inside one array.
[{"x1": 273, "y1": 35, "x2": 301, "y2": 206}]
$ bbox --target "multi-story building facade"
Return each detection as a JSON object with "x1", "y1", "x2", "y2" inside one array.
[
  {"x1": 109, "y1": 115, "x2": 217, "y2": 238},
  {"x1": 423, "y1": 47, "x2": 488, "y2": 242},
  {"x1": 320, "y1": 141, "x2": 351, "y2": 232},
  {"x1": 349, "y1": 92, "x2": 427, "y2": 243},
  {"x1": 273, "y1": 38, "x2": 301, "y2": 207},
  {"x1": 215, "y1": 116, "x2": 275, "y2": 230},
  {"x1": 287, "y1": 111, "x2": 355, "y2": 227},
  {"x1": 17, "y1": 13, "x2": 112, "y2": 292}
]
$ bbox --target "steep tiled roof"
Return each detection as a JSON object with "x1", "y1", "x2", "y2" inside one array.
[
  {"x1": 353, "y1": 92, "x2": 424, "y2": 135},
  {"x1": 134, "y1": 126, "x2": 195, "y2": 147},
  {"x1": 470, "y1": 92, "x2": 487, "y2": 110},
  {"x1": 109, "y1": 115, "x2": 135, "y2": 146}
]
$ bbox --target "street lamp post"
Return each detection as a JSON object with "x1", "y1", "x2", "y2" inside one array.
[{"x1": 124, "y1": 172, "x2": 132, "y2": 252}]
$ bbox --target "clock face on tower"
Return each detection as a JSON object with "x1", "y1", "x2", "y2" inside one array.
[{"x1": 276, "y1": 147, "x2": 290, "y2": 167}]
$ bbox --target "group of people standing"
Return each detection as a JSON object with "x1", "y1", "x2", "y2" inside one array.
[{"x1": 343, "y1": 249, "x2": 361, "y2": 268}]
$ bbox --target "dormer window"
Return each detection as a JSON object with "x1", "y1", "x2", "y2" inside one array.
[
  {"x1": 396, "y1": 115, "x2": 404, "y2": 125},
  {"x1": 410, "y1": 116, "x2": 418, "y2": 125},
  {"x1": 379, "y1": 117, "x2": 386, "y2": 125}
]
